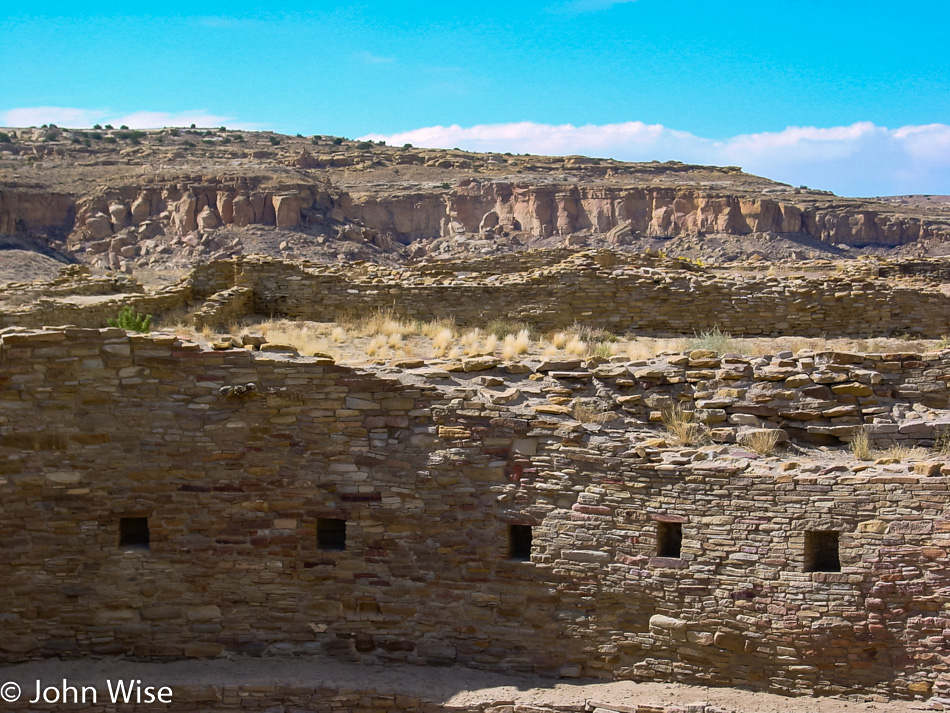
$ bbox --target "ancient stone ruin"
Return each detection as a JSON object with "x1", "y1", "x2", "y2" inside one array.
[
  {"x1": 3, "y1": 247, "x2": 950, "y2": 712},
  {"x1": 4, "y1": 131, "x2": 950, "y2": 712}
]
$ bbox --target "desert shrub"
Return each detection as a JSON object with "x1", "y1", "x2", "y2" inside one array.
[
  {"x1": 686, "y1": 326, "x2": 734, "y2": 354},
  {"x1": 486, "y1": 319, "x2": 533, "y2": 340},
  {"x1": 355, "y1": 141, "x2": 373, "y2": 150},
  {"x1": 0, "y1": 132, "x2": 11, "y2": 143},
  {"x1": 108, "y1": 306, "x2": 152, "y2": 333},
  {"x1": 332, "y1": 137, "x2": 344, "y2": 145},
  {"x1": 268, "y1": 136, "x2": 280, "y2": 146},
  {"x1": 593, "y1": 341, "x2": 615, "y2": 359},
  {"x1": 572, "y1": 324, "x2": 618, "y2": 344}
]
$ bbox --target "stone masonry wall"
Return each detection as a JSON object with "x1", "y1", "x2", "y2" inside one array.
[
  {"x1": 217, "y1": 252, "x2": 950, "y2": 337},
  {"x1": 5, "y1": 252, "x2": 950, "y2": 338},
  {"x1": 3, "y1": 328, "x2": 950, "y2": 700}
]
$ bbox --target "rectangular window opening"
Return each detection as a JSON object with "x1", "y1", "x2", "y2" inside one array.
[
  {"x1": 317, "y1": 518, "x2": 347, "y2": 551},
  {"x1": 508, "y1": 524, "x2": 532, "y2": 561},
  {"x1": 657, "y1": 521, "x2": 682, "y2": 558},
  {"x1": 805, "y1": 530, "x2": 840, "y2": 572},
  {"x1": 119, "y1": 517, "x2": 150, "y2": 550}
]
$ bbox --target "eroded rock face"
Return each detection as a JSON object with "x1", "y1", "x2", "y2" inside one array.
[
  {"x1": 0, "y1": 189, "x2": 74, "y2": 236},
  {"x1": 1, "y1": 138, "x2": 948, "y2": 255}
]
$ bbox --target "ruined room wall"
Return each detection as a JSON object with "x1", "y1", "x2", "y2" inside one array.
[
  {"x1": 225, "y1": 254, "x2": 950, "y2": 338},
  {"x1": 2, "y1": 328, "x2": 950, "y2": 698},
  {"x1": 6, "y1": 252, "x2": 950, "y2": 337}
]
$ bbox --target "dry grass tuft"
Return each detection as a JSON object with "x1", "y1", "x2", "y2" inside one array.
[
  {"x1": 565, "y1": 336, "x2": 587, "y2": 356},
  {"x1": 420, "y1": 318, "x2": 455, "y2": 339},
  {"x1": 849, "y1": 426, "x2": 873, "y2": 460},
  {"x1": 259, "y1": 320, "x2": 336, "y2": 358},
  {"x1": 572, "y1": 398, "x2": 612, "y2": 424},
  {"x1": 661, "y1": 403, "x2": 708, "y2": 445},
  {"x1": 432, "y1": 327, "x2": 454, "y2": 357},
  {"x1": 934, "y1": 428, "x2": 950, "y2": 457},
  {"x1": 501, "y1": 329, "x2": 531, "y2": 360},
  {"x1": 741, "y1": 429, "x2": 782, "y2": 456},
  {"x1": 882, "y1": 443, "x2": 928, "y2": 462},
  {"x1": 459, "y1": 328, "x2": 482, "y2": 356}
]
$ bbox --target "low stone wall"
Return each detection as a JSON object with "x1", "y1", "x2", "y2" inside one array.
[
  {"x1": 220, "y1": 252, "x2": 950, "y2": 337},
  {"x1": 3, "y1": 327, "x2": 950, "y2": 700},
  {"x1": 0, "y1": 282, "x2": 192, "y2": 329},
  {"x1": 5, "y1": 252, "x2": 950, "y2": 338},
  {"x1": 192, "y1": 286, "x2": 254, "y2": 330}
]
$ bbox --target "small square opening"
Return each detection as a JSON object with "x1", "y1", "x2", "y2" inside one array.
[
  {"x1": 508, "y1": 524, "x2": 532, "y2": 560},
  {"x1": 805, "y1": 530, "x2": 840, "y2": 572},
  {"x1": 119, "y1": 517, "x2": 150, "y2": 550},
  {"x1": 317, "y1": 518, "x2": 347, "y2": 551},
  {"x1": 656, "y1": 521, "x2": 682, "y2": 558}
]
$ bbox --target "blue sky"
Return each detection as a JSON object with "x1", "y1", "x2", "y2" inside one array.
[{"x1": 2, "y1": 1, "x2": 949, "y2": 195}]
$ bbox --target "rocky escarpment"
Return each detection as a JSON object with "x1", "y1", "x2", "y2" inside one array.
[
  {"x1": 21, "y1": 177, "x2": 942, "y2": 273},
  {"x1": 2, "y1": 128, "x2": 950, "y2": 270},
  {"x1": 349, "y1": 179, "x2": 935, "y2": 246},
  {"x1": 61, "y1": 177, "x2": 950, "y2": 247},
  {"x1": 0, "y1": 185, "x2": 74, "y2": 236}
]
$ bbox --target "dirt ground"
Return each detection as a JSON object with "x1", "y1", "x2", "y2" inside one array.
[
  {"x1": 0, "y1": 657, "x2": 932, "y2": 712},
  {"x1": 0, "y1": 249, "x2": 67, "y2": 284}
]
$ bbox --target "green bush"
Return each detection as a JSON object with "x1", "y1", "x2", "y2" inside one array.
[
  {"x1": 108, "y1": 306, "x2": 152, "y2": 333},
  {"x1": 0, "y1": 131, "x2": 12, "y2": 143},
  {"x1": 355, "y1": 141, "x2": 373, "y2": 150}
]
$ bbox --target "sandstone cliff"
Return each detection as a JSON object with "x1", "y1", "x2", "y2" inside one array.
[{"x1": 1, "y1": 126, "x2": 949, "y2": 269}]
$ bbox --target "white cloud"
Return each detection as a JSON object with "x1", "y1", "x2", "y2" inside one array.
[
  {"x1": 356, "y1": 51, "x2": 396, "y2": 64},
  {"x1": 362, "y1": 121, "x2": 950, "y2": 196},
  {"x1": 2, "y1": 107, "x2": 106, "y2": 128},
  {"x1": 1, "y1": 106, "x2": 258, "y2": 131},
  {"x1": 550, "y1": 0, "x2": 639, "y2": 13}
]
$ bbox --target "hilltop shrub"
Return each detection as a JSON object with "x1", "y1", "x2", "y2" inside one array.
[{"x1": 108, "y1": 306, "x2": 152, "y2": 333}]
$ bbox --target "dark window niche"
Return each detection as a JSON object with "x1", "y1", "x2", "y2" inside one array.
[
  {"x1": 508, "y1": 524, "x2": 532, "y2": 560},
  {"x1": 317, "y1": 518, "x2": 347, "y2": 551},
  {"x1": 119, "y1": 517, "x2": 150, "y2": 550},
  {"x1": 805, "y1": 530, "x2": 841, "y2": 572},
  {"x1": 656, "y1": 521, "x2": 682, "y2": 558}
]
